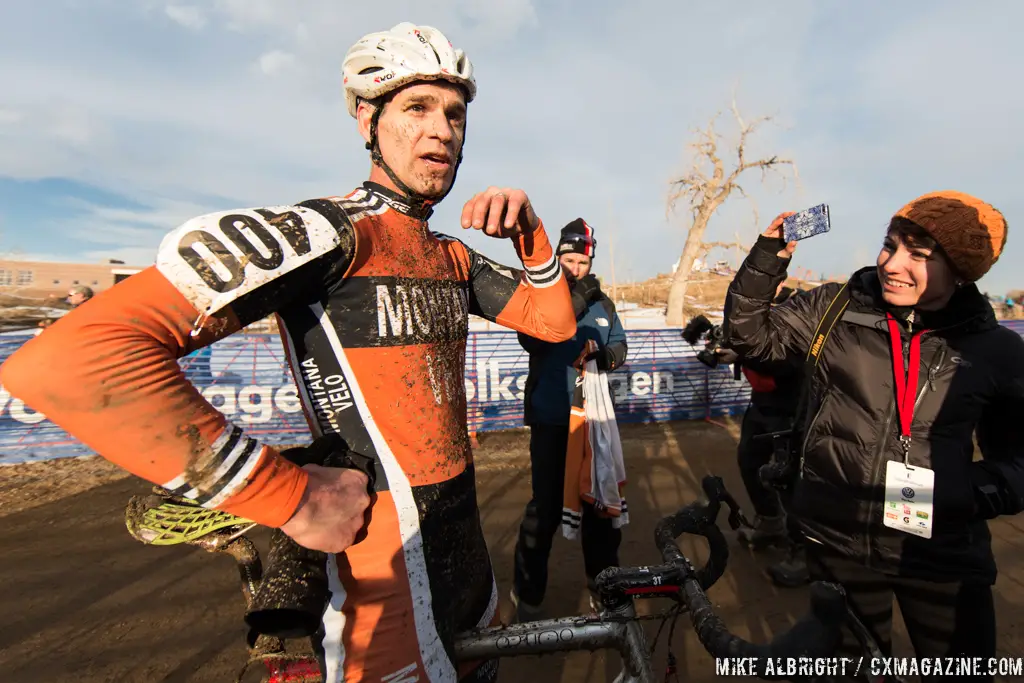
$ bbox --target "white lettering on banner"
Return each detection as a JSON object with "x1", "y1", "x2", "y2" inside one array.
[
  {"x1": 0, "y1": 387, "x2": 47, "y2": 424},
  {"x1": 0, "y1": 382, "x2": 303, "y2": 423},
  {"x1": 0, "y1": 383, "x2": 305, "y2": 428},
  {"x1": 6, "y1": 393, "x2": 46, "y2": 424},
  {"x1": 201, "y1": 385, "x2": 303, "y2": 423},
  {"x1": 0, "y1": 365, "x2": 683, "y2": 429},
  {"x1": 516, "y1": 374, "x2": 527, "y2": 397},
  {"x1": 202, "y1": 386, "x2": 237, "y2": 414},
  {"x1": 631, "y1": 373, "x2": 652, "y2": 395},
  {"x1": 275, "y1": 385, "x2": 301, "y2": 412},
  {"x1": 609, "y1": 371, "x2": 674, "y2": 402},
  {"x1": 461, "y1": 362, "x2": 678, "y2": 405},
  {"x1": 489, "y1": 360, "x2": 517, "y2": 402},
  {"x1": 238, "y1": 386, "x2": 273, "y2": 424},
  {"x1": 0, "y1": 332, "x2": 756, "y2": 458},
  {"x1": 476, "y1": 359, "x2": 488, "y2": 401}
]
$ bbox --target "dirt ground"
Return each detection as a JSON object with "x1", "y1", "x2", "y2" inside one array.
[{"x1": 2, "y1": 419, "x2": 1024, "y2": 683}]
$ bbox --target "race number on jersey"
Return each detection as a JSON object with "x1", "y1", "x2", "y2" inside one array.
[{"x1": 156, "y1": 205, "x2": 344, "y2": 317}]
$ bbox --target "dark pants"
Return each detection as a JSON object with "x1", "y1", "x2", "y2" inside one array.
[
  {"x1": 736, "y1": 402, "x2": 791, "y2": 518},
  {"x1": 512, "y1": 423, "x2": 622, "y2": 607},
  {"x1": 807, "y1": 545, "x2": 997, "y2": 682}
]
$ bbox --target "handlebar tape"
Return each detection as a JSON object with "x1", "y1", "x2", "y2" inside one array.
[{"x1": 656, "y1": 475, "x2": 848, "y2": 680}]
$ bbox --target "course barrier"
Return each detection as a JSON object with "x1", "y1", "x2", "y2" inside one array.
[{"x1": 4, "y1": 320, "x2": 1023, "y2": 464}]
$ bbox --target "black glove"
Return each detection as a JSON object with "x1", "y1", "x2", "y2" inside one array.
[
  {"x1": 570, "y1": 274, "x2": 602, "y2": 317},
  {"x1": 573, "y1": 274, "x2": 602, "y2": 301}
]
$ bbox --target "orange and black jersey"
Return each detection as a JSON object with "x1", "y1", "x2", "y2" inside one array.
[{"x1": 0, "y1": 181, "x2": 576, "y2": 682}]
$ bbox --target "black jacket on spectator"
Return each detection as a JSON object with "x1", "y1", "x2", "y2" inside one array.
[{"x1": 723, "y1": 236, "x2": 1024, "y2": 584}]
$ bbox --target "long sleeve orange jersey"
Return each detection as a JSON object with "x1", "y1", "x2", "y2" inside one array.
[{"x1": 0, "y1": 181, "x2": 576, "y2": 682}]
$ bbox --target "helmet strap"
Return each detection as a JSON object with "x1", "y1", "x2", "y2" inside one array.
[{"x1": 364, "y1": 95, "x2": 465, "y2": 211}]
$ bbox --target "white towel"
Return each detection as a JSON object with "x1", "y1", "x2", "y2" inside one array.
[
  {"x1": 583, "y1": 359, "x2": 629, "y2": 528},
  {"x1": 561, "y1": 357, "x2": 628, "y2": 540}
]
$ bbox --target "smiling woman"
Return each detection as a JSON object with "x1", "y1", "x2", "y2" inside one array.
[
  {"x1": 876, "y1": 218, "x2": 956, "y2": 309},
  {"x1": 721, "y1": 190, "x2": 1024, "y2": 679}
]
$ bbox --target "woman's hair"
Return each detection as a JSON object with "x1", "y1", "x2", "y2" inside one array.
[{"x1": 887, "y1": 216, "x2": 939, "y2": 251}]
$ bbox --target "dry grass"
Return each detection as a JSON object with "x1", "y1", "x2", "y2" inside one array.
[{"x1": 610, "y1": 271, "x2": 831, "y2": 317}]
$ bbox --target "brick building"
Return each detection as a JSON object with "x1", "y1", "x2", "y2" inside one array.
[{"x1": 0, "y1": 259, "x2": 147, "y2": 300}]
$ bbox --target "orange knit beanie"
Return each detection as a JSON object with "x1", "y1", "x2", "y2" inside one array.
[{"x1": 892, "y1": 191, "x2": 1008, "y2": 282}]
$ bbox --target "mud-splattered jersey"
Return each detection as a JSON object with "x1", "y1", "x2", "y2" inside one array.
[{"x1": 0, "y1": 181, "x2": 576, "y2": 682}]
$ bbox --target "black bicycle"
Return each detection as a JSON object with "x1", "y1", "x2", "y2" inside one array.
[{"x1": 124, "y1": 474, "x2": 903, "y2": 683}]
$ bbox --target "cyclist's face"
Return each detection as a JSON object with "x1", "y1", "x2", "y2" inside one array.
[
  {"x1": 560, "y1": 253, "x2": 592, "y2": 280},
  {"x1": 876, "y1": 228, "x2": 957, "y2": 310},
  {"x1": 363, "y1": 82, "x2": 467, "y2": 198}
]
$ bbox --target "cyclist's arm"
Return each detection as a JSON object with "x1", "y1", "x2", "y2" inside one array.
[
  {"x1": 722, "y1": 236, "x2": 836, "y2": 364},
  {"x1": 462, "y1": 221, "x2": 577, "y2": 342},
  {"x1": 517, "y1": 331, "x2": 548, "y2": 354},
  {"x1": 0, "y1": 202, "x2": 353, "y2": 529}
]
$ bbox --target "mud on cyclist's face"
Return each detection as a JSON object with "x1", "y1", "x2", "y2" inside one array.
[
  {"x1": 560, "y1": 254, "x2": 592, "y2": 280},
  {"x1": 365, "y1": 82, "x2": 467, "y2": 198},
  {"x1": 876, "y1": 228, "x2": 958, "y2": 310}
]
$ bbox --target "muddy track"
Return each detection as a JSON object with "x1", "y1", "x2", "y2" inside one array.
[{"x1": 2, "y1": 421, "x2": 1022, "y2": 682}]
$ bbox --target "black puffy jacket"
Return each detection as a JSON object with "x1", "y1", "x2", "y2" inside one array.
[
  {"x1": 723, "y1": 237, "x2": 1024, "y2": 584},
  {"x1": 740, "y1": 290, "x2": 811, "y2": 416}
]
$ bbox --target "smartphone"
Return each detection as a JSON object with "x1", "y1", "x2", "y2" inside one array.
[{"x1": 782, "y1": 203, "x2": 831, "y2": 242}]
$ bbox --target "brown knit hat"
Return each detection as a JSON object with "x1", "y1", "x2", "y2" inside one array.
[{"x1": 892, "y1": 191, "x2": 1008, "y2": 282}]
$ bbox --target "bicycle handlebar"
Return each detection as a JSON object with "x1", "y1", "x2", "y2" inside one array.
[{"x1": 655, "y1": 475, "x2": 847, "y2": 680}]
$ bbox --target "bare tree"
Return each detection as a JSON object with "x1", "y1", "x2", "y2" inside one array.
[
  {"x1": 664, "y1": 100, "x2": 797, "y2": 326},
  {"x1": 696, "y1": 239, "x2": 747, "y2": 268}
]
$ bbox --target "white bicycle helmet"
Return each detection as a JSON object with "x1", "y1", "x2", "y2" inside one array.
[{"x1": 342, "y1": 22, "x2": 476, "y2": 118}]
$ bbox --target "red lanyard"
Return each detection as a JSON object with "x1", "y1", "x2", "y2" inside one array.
[{"x1": 885, "y1": 313, "x2": 927, "y2": 460}]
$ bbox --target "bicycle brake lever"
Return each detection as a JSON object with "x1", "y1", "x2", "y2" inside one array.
[
  {"x1": 726, "y1": 506, "x2": 752, "y2": 532},
  {"x1": 702, "y1": 476, "x2": 753, "y2": 531}
]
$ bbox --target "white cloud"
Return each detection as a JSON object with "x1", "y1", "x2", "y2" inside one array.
[
  {"x1": 0, "y1": 108, "x2": 24, "y2": 125},
  {"x1": 22, "y1": 197, "x2": 218, "y2": 266},
  {"x1": 2, "y1": 1, "x2": 1024, "y2": 292},
  {"x1": 213, "y1": 0, "x2": 282, "y2": 33},
  {"x1": 81, "y1": 246, "x2": 159, "y2": 266},
  {"x1": 256, "y1": 50, "x2": 297, "y2": 77},
  {"x1": 164, "y1": 4, "x2": 206, "y2": 30}
]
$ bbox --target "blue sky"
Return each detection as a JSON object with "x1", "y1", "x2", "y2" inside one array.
[{"x1": 2, "y1": 1, "x2": 1023, "y2": 294}]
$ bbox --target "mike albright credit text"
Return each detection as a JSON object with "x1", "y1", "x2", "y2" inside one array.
[{"x1": 715, "y1": 656, "x2": 1024, "y2": 678}]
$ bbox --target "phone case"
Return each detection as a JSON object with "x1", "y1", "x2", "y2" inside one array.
[{"x1": 782, "y1": 204, "x2": 831, "y2": 242}]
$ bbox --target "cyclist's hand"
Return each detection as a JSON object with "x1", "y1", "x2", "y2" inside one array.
[
  {"x1": 279, "y1": 464, "x2": 372, "y2": 553},
  {"x1": 461, "y1": 187, "x2": 539, "y2": 238},
  {"x1": 762, "y1": 212, "x2": 798, "y2": 259}
]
